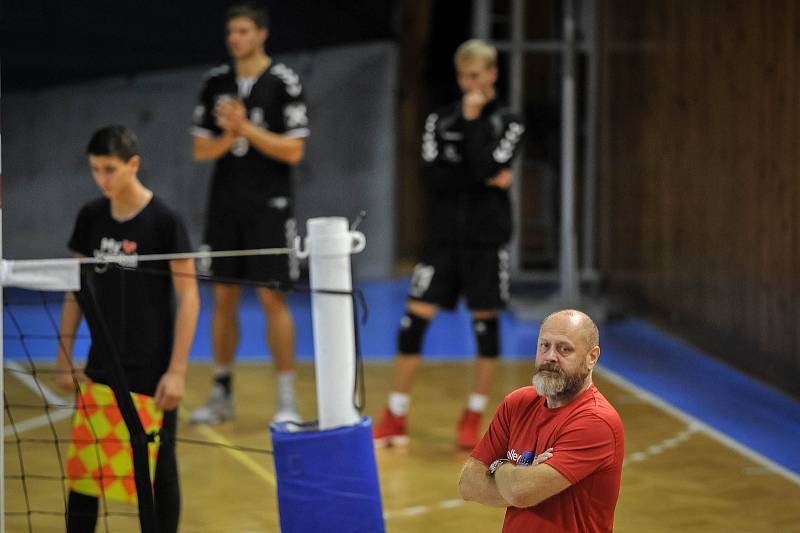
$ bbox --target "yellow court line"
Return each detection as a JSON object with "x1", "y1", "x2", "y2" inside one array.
[{"x1": 178, "y1": 407, "x2": 276, "y2": 488}]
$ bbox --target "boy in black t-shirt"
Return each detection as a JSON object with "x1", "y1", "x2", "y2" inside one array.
[{"x1": 55, "y1": 124, "x2": 199, "y2": 533}]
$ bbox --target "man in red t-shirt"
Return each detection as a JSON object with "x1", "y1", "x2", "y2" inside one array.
[{"x1": 459, "y1": 309, "x2": 624, "y2": 532}]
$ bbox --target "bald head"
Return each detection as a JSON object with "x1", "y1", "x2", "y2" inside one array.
[{"x1": 540, "y1": 309, "x2": 599, "y2": 350}]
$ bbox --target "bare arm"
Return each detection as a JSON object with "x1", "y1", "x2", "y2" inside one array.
[
  {"x1": 193, "y1": 133, "x2": 237, "y2": 161},
  {"x1": 154, "y1": 258, "x2": 199, "y2": 410},
  {"x1": 493, "y1": 461, "x2": 572, "y2": 509},
  {"x1": 459, "y1": 457, "x2": 512, "y2": 507},
  {"x1": 55, "y1": 292, "x2": 87, "y2": 391},
  {"x1": 240, "y1": 121, "x2": 305, "y2": 164}
]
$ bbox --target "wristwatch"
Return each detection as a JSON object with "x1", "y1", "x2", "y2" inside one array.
[{"x1": 488, "y1": 459, "x2": 510, "y2": 476}]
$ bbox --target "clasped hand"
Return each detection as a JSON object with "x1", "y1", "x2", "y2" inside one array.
[{"x1": 215, "y1": 98, "x2": 247, "y2": 135}]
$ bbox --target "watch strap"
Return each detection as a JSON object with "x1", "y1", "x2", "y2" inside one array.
[{"x1": 488, "y1": 459, "x2": 510, "y2": 476}]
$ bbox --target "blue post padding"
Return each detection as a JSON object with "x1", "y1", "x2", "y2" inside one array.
[{"x1": 270, "y1": 417, "x2": 385, "y2": 533}]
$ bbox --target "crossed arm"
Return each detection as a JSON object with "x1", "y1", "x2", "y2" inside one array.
[{"x1": 458, "y1": 455, "x2": 571, "y2": 509}]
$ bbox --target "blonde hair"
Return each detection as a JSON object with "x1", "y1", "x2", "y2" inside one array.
[{"x1": 454, "y1": 39, "x2": 497, "y2": 68}]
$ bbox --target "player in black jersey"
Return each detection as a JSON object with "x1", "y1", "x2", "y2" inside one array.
[
  {"x1": 190, "y1": 2, "x2": 308, "y2": 425},
  {"x1": 374, "y1": 39, "x2": 525, "y2": 450},
  {"x1": 56, "y1": 125, "x2": 200, "y2": 532}
]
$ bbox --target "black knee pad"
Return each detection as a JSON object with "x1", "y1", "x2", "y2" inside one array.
[
  {"x1": 473, "y1": 317, "x2": 500, "y2": 357},
  {"x1": 397, "y1": 312, "x2": 430, "y2": 355}
]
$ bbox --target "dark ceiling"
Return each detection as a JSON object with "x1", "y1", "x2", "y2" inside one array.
[{"x1": 0, "y1": 0, "x2": 398, "y2": 92}]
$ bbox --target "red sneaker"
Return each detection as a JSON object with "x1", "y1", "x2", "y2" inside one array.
[
  {"x1": 373, "y1": 408, "x2": 409, "y2": 448},
  {"x1": 456, "y1": 409, "x2": 482, "y2": 450}
]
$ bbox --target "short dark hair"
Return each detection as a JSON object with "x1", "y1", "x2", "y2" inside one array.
[
  {"x1": 226, "y1": 2, "x2": 270, "y2": 28},
  {"x1": 86, "y1": 125, "x2": 139, "y2": 161}
]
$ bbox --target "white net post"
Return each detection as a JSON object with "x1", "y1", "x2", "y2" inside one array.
[{"x1": 296, "y1": 217, "x2": 366, "y2": 430}]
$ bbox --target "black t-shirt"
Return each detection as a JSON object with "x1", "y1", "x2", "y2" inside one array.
[
  {"x1": 191, "y1": 62, "x2": 310, "y2": 210},
  {"x1": 68, "y1": 196, "x2": 192, "y2": 389}
]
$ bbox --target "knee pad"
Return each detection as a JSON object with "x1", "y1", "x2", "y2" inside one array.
[
  {"x1": 397, "y1": 312, "x2": 430, "y2": 355},
  {"x1": 473, "y1": 317, "x2": 500, "y2": 358}
]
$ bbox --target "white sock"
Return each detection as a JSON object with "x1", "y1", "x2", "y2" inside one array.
[
  {"x1": 468, "y1": 393, "x2": 488, "y2": 413},
  {"x1": 388, "y1": 392, "x2": 410, "y2": 416},
  {"x1": 212, "y1": 364, "x2": 234, "y2": 396},
  {"x1": 277, "y1": 371, "x2": 296, "y2": 409},
  {"x1": 213, "y1": 364, "x2": 233, "y2": 379}
]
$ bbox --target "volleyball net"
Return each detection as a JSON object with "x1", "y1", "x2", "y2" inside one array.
[{"x1": 2, "y1": 218, "x2": 371, "y2": 532}]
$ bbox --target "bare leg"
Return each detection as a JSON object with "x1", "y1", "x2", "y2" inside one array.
[
  {"x1": 472, "y1": 357, "x2": 498, "y2": 395},
  {"x1": 212, "y1": 283, "x2": 241, "y2": 366},
  {"x1": 256, "y1": 288, "x2": 295, "y2": 372},
  {"x1": 392, "y1": 356, "x2": 423, "y2": 393},
  {"x1": 257, "y1": 287, "x2": 299, "y2": 421},
  {"x1": 189, "y1": 283, "x2": 240, "y2": 424}
]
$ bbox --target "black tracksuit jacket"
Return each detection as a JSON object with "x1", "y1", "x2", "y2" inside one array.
[{"x1": 420, "y1": 99, "x2": 525, "y2": 248}]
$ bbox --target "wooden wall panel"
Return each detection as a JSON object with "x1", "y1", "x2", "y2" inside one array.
[
  {"x1": 600, "y1": 0, "x2": 799, "y2": 394},
  {"x1": 396, "y1": 0, "x2": 432, "y2": 266}
]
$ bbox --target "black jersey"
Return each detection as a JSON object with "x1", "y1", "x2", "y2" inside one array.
[
  {"x1": 191, "y1": 62, "x2": 310, "y2": 209},
  {"x1": 68, "y1": 196, "x2": 192, "y2": 387},
  {"x1": 420, "y1": 99, "x2": 525, "y2": 246}
]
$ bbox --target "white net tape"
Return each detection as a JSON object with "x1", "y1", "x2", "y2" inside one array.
[{"x1": 0, "y1": 247, "x2": 293, "y2": 291}]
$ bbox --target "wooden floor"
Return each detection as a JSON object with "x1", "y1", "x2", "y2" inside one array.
[{"x1": 5, "y1": 361, "x2": 800, "y2": 532}]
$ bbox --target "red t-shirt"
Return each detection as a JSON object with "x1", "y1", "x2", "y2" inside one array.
[{"x1": 472, "y1": 384, "x2": 624, "y2": 533}]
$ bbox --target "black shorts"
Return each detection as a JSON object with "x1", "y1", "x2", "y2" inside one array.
[
  {"x1": 408, "y1": 245, "x2": 510, "y2": 311},
  {"x1": 203, "y1": 198, "x2": 298, "y2": 286}
]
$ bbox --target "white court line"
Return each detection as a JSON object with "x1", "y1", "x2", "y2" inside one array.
[
  {"x1": 623, "y1": 424, "x2": 700, "y2": 465},
  {"x1": 4, "y1": 410, "x2": 73, "y2": 436},
  {"x1": 4, "y1": 360, "x2": 72, "y2": 435},
  {"x1": 595, "y1": 365, "x2": 800, "y2": 486},
  {"x1": 5, "y1": 360, "x2": 66, "y2": 405},
  {"x1": 383, "y1": 499, "x2": 465, "y2": 520}
]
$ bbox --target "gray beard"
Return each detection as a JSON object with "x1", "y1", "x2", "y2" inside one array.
[{"x1": 532, "y1": 367, "x2": 588, "y2": 401}]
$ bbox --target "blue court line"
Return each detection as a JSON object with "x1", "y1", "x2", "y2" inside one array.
[{"x1": 4, "y1": 281, "x2": 799, "y2": 477}]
